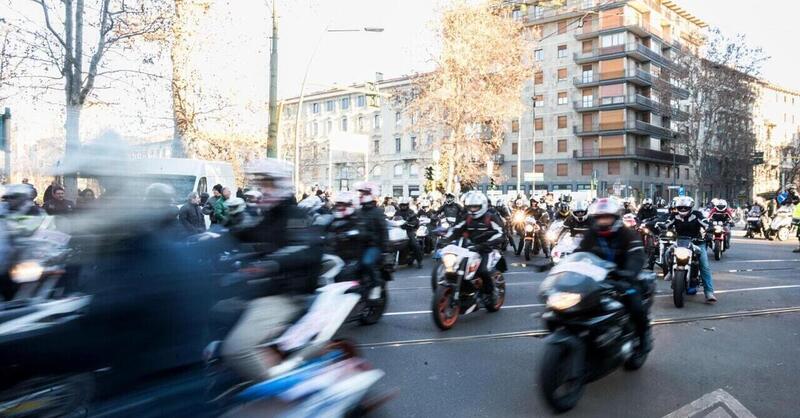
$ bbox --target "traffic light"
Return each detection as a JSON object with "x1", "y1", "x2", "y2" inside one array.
[
  {"x1": 425, "y1": 165, "x2": 434, "y2": 181},
  {"x1": 489, "y1": 177, "x2": 496, "y2": 190},
  {"x1": 752, "y1": 151, "x2": 764, "y2": 165}
]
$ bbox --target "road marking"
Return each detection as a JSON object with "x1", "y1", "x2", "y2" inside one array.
[
  {"x1": 730, "y1": 259, "x2": 800, "y2": 263},
  {"x1": 712, "y1": 284, "x2": 800, "y2": 294},
  {"x1": 405, "y1": 271, "x2": 533, "y2": 279},
  {"x1": 390, "y1": 281, "x2": 542, "y2": 292},
  {"x1": 384, "y1": 302, "x2": 544, "y2": 316},
  {"x1": 662, "y1": 389, "x2": 756, "y2": 418}
]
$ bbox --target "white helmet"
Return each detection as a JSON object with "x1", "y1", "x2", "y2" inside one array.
[
  {"x1": 354, "y1": 181, "x2": 379, "y2": 205},
  {"x1": 244, "y1": 158, "x2": 294, "y2": 210},
  {"x1": 225, "y1": 197, "x2": 246, "y2": 215},
  {"x1": 420, "y1": 198, "x2": 430, "y2": 209},
  {"x1": 243, "y1": 189, "x2": 263, "y2": 204},
  {"x1": 715, "y1": 199, "x2": 728, "y2": 212},
  {"x1": 333, "y1": 191, "x2": 358, "y2": 218},
  {"x1": 641, "y1": 198, "x2": 653, "y2": 207},
  {"x1": 571, "y1": 200, "x2": 590, "y2": 222},
  {"x1": 397, "y1": 196, "x2": 411, "y2": 207},
  {"x1": 675, "y1": 196, "x2": 694, "y2": 217},
  {"x1": 463, "y1": 191, "x2": 488, "y2": 218}
]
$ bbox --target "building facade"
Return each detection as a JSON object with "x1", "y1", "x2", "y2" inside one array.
[{"x1": 751, "y1": 81, "x2": 800, "y2": 199}]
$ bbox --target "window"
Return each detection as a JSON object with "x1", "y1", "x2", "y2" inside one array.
[
  {"x1": 557, "y1": 20, "x2": 567, "y2": 34},
  {"x1": 608, "y1": 160, "x2": 620, "y2": 175},
  {"x1": 341, "y1": 117, "x2": 348, "y2": 131},
  {"x1": 557, "y1": 163, "x2": 568, "y2": 176},
  {"x1": 325, "y1": 100, "x2": 335, "y2": 112},
  {"x1": 410, "y1": 165, "x2": 419, "y2": 177},
  {"x1": 341, "y1": 97, "x2": 350, "y2": 110},
  {"x1": 395, "y1": 136, "x2": 401, "y2": 153},
  {"x1": 358, "y1": 116, "x2": 364, "y2": 131},
  {"x1": 410, "y1": 135, "x2": 417, "y2": 150},
  {"x1": 600, "y1": 32, "x2": 625, "y2": 48},
  {"x1": 535, "y1": 141, "x2": 543, "y2": 153},
  {"x1": 581, "y1": 65, "x2": 593, "y2": 82},
  {"x1": 511, "y1": 8, "x2": 522, "y2": 20},
  {"x1": 392, "y1": 186, "x2": 403, "y2": 197},
  {"x1": 633, "y1": 161, "x2": 639, "y2": 175},
  {"x1": 582, "y1": 89, "x2": 593, "y2": 107},
  {"x1": 533, "y1": 5, "x2": 543, "y2": 18},
  {"x1": 393, "y1": 164, "x2": 403, "y2": 177},
  {"x1": 511, "y1": 165, "x2": 518, "y2": 177},
  {"x1": 676, "y1": 167, "x2": 680, "y2": 179},
  {"x1": 197, "y1": 177, "x2": 208, "y2": 194},
  {"x1": 535, "y1": 118, "x2": 543, "y2": 131},
  {"x1": 356, "y1": 95, "x2": 366, "y2": 107},
  {"x1": 534, "y1": 71, "x2": 544, "y2": 85},
  {"x1": 557, "y1": 139, "x2": 567, "y2": 152},
  {"x1": 557, "y1": 44, "x2": 567, "y2": 58},
  {"x1": 655, "y1": 165, "x2": 661, "y2": 178},
  {"x1": 534, "y1": 95, "x2": 544, "y2": 107},
  {"x1": 395, "y1": 112, "x2": 402, "y2": 126},
  {"x1": 582, "y1": 0, "x2": 595, "y2": 8},
  {"x1": 313, "y1": 122, "x2": 319, "y2": 136},
  {"x1": 558, "y1": 91, "x2": 568, "y2": 105},
  {"x1": 373, "y1": 165, "x2": 382, "y2": 177},
  {"x1": 535, "y1": 164, "x2": 544, "y2": 173},
  {"x1": 582, "y1": 162, "x2": 593, "y2": 176},
  {"x1": 312, "y1": 102, "x2": 320, "y2": 114},
  {"x1": 373, "y1": 140, "x2": 380, "y2": 154},
  {"x1": 511, "y1": 118, "x2": 519, "y2": 133},
  {"x1": 558, "y1": 115, "x2": 567, "y2": 129},
  {"x1": 534, "y1": 49, "x2": 544, "y2": 61},
  {"x1": 373, "y1": 114, "x2": 381, "y2": 129},
  {"x1": 599, "y1": 83, "x2": 625, "y2": 104},
  {"x1": 582, "y1": 40, "x2": 593, "y2": 53},
  {"x1": 557, "y1": 67, "x2": 568, "y2": 81},
  {"x1": 512, "y1": 142, "x2": 518, "y2": 155},
  {"x1": 685, "y1": 168, "x2": 689, "y2": 179},
  {"x1": 645, "y1": 163, "x2": 650, "y2": 176},
  {"x1": 666, "y1": 166, "x2": 671, "y2": 179}
]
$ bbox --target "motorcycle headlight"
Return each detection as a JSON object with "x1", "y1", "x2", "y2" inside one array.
[
  {"x1": 546, "y1": 231, "x2": 557, "y2": 241},
  {"x1": 713, "y1": 226, "x2": 723, "y2": 233},
  {"x1": 441, "y1": 221, "x2": 450, "y2": 229},
  {"x1": 513, "y1": 213, "x2": 524, "y2": 223},
  {"x1": 442, "y1": 253, "x2": 459, "y2": 273},
  {"x1": 674, "y1": 247, "x2": 692, "y2": 266},
  {"x1": 525, "y1": 224, "x2": 534, "y2": 233},
  {"x1": 546, "y1": 292, "x2": 581, "y2": 311},
  {"x1": 642, "y1": 227, "x2": 650, "y2": 235},
  {"x1": 10, "y1": 261, "x2": 44, "y2": 283},
  {"x1": 666, "y1": 231, "x2": 675, "y2": 239}
]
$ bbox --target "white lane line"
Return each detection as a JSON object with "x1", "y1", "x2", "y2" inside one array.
[
  {"x1": 662, "y1": 388, "x2": 756, "y2": 418},
  {"x1": 730, "y1": 259, "x2": 800, "y2": 263},
  {"x1": 405, "y1": 271, "x2": 533, "y2": 279},
  {"x1": 383, "y1": 284, "x2": 800, "y2": 316}
]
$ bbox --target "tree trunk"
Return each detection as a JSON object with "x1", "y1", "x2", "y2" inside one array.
[{"x1": 63, "y1": 103, "x2": 80, "y2": 199}]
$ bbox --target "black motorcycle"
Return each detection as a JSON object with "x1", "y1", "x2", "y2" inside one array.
[
  {"x1": 666, "y1": 236, "x2": 704, "y2": 308},
  {"x1": 538, "y1": 252, "x2": 655, "y2": 412},
  {"x1": 744, "y1": 207, "x2": 765, "y2": 239}
]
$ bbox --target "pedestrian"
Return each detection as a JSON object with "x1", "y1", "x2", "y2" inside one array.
[
  {"x1": 77, "y1": 188, "x2": 96, "y2": 210},
  {"x1": 179, "y1": 192, "x2": 206, "y2": 235},
  {"x1": 21, "y1": 178, "x2": 38, "y2": 202},
  {"x1": 43, "y1": 186, "x2": 75, "y2": 215},
  {"x1": 213, "y1": 187, "x2": 231, "y2": 226},
  {"x1": 43, "y1": 179, "x2": 59, "y2": 204},
  {"x1": 203, "y1": 184, "x2": 223, "y2": 223}
]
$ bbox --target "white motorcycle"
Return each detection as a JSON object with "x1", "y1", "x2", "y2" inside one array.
[
  {"x1": 768, "y1": 205, "x2": 797, "y2": 241},
  {"x1": 384, "y1": 206, "x2": 410, "y2": 268},
  {"x1": 550, "y1": 232, "x2": 584, "y2": 265},
  {"x1": 416, "y1": 216, "x2": 432, "y2": 254}
]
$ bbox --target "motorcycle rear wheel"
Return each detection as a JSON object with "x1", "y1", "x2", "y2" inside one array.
[
  {"x1": 777, "y1": 226, "x2": 789, "y2": 241},
  {"x1": 672, "y1": 270, "x2": 686, "y2": 308},
  {"x1": 432, "y1": 286, "x2": 459, "y2": 330},
  {"x1": 540, "y1": 342, "x2": 586, "y2": 413},
  {"x1": 0, "y1": 374, "x2": 94, "y2": 418}
]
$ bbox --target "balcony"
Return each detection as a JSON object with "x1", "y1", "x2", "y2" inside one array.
[
  {"x1": 573, "y1": 43, "x2": 672, "y2": 67},
  {"x1": 573, "y1": 147, "x2": 690, "y2": 164},
  {"x1": 573, "y1": 94, "x2": 661, "y2": 113},
  {"x1": 573, "y1": 68, "x2": 653, "y2": 88},
  {"x1": 574, "y1": 120, "x2": 678, "y2": 139},
  {"x1": 575, "y1": 16, "x2": 664, "y2": 41}
]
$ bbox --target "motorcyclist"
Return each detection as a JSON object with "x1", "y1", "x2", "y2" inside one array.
[
  {"x1": 707, "y1": 198, "x2": 734, "y2": 250},
  {"x1": 575, "y1": 198, "x2": 651, "y2": 352},
  {"x1": 396, "y1": 196, "x2": 424, "y2": 269},
  {"x1": 777, "y1": 184, "x2": 800, "y2": 207},
  {"x1": 354, "y1": 181, "x2": 388, "y2": 281},
  {"x1": 563, "y1": 200, "x2": 591, "y2": 236},
  {"x1": 518, "y1": 197, "x2": 550, "y2": 256},
  {"x1": 664, "y1": 196, "x2": 716, "y2": 303},
  {"x1": 417, "y1": 198, "x2": 435, "y2": 220},
  {"x1": 326, "y1": 191, "x2": 367, "y2": 265},
  {"x1": 622, "y1": 197, "x2": 636, "y2": 215},
  {"x1": 636, "y1": 198, "x2": 658, "y2": 223},
  {"x1": 437, "y1": 192, "x2": 464, "y2": 223},
  {"x1": 553, "y1": 201, "x2": 571, "y2": 221},
  {"x1": 222, "y1": 159, "x2": 323, "y2": 382},
  {"x1": 444, "y1": 191, "x2": 506, "y2": 303},
  {"x1": 2, "y1": 184, "x2": 41, "y2": 217}
]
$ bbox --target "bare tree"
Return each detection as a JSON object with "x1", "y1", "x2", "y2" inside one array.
[
  {"x1": 676, "y1": 28, "x2": 767, "y2": 202},
  {"x1": 405, "y1": 0, "x2": 532, "y2": 191}
]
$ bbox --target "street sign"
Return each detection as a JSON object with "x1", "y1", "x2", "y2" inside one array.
[
  {"x1": 524, "y1": 172, "x2": 544, "y2": 182},
  {"x1": 678, "y1": 186, "x2": 685, "y2": 196}
]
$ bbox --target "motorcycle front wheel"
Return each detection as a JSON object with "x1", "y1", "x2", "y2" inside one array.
[
  {"x1": 523, "y1": 240, "x2": 532, "y2": 261},
  {"x1": 432, "y1": 286, "x2": 459, "y2": 330},
  {"x1": 484, "y1": 272, "x2": 506, "y2": 312},
  {"x1": 777, "y1": 226, "x2": 790, "y2": 241},
  {"x1": 359, "y1": 280, "x2": 388, "y2": 326},
  {"x1": 430, "y1": 260, "x2": 443, "y2": 291},
  {"x1": 672, "y1": 270, "x2": 686, "y2": 308},
  {"x1": 540, "y1": 342, "x2": 586, "y2": 413},
  {"x1": 713, "y1": 240, "x2": 722, "y2": 261}
]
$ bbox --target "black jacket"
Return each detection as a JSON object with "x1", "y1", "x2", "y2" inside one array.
[
  {"x1": 437, "y1": 203, "x2": 463, "y2": 222},
  {"x1": 395, "y1": 207, "x2": 419, "y2": 238},
  {"x1": 577, "y1": 226, "x2": 645, "y2": 282},
  {"x1": 43, "y1": 199, "x2": 75, "y2": 215},
  {"x1": 495, "y1": 204, "x2": 511, "y2": 219},
  {"x1": 563, "y1": 216, "x2": 591, "y2": 235},
  {"x1": 326, "y1": 215, "x2": 366, "y2": 262},
  {"x1": 179, "y1": 202, "x2": 206, "y2": 235},
  {"x1": 664, "y1": 210, "x2": 708, "y2": 240},
  {"x1": 524, "y1": 206, "x2": 550, "y2": 227},
  {"x1": 446, "y1": 211, "x2": 505, "y2": 252},
  {"x1": 636, "y1": 206, "x2": 658, "y2": 223},
  {"x1": 356, "y1": 202, "x2": 387, "y2": 249}
]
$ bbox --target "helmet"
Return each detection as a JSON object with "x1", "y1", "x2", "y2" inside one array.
[
  {"x1": 656, "y1": 198, "x2": 666, "y2": 208},
  {"x1": 144, "y1": 183, "x2": 175, "y2": 206},
  {"x1": 445, "y1": 193, "x2": 455, "y2": 205},
  {"x1": 298, "y1": 195, "x2": 323, "y2": 214},
  {"x1": 398, "y1": 196, "x2": 411, "y2": 209},
  {"x1": 244, "y1": 158, "x2": 294, "y2": 210},
  {"x1": 496, "y1": 197, "x2": 505, "y2": 207},
  {"x1": 589, "y1": 198, "x2": 622, "y2": 237},
  {"x1": 225, "y1": 197, "x2": 246, "y2": 215},
  {"x1": 463, "y1": 191, "x2": 488, "y2": 218},
  {"x1": 786, "y1": 184, "x2": 796, "y2": 192},
  {"x1": 243, "y1": 189, "x2": 263, "y2": 204},
  {"x1": 560, "y1": 193, "x2": 572, "y2": 203},
  {"x1": 571, "y1": 200, "x2": 589, "y2": 222},
  {"x1": 622, "y1": 213, "x2": 637, "y2": 227},
  {"x1": 2, "y1": 184, "x2": 36, "y2": 212},
  {"x1": 715, "y1": 199, "x2": 728, "y2": 212},
  {"x1": 529, "y1": 198, "x2": 539, "y2": 207},
  {"x1": 515, "y1": 198, "x2": 525, "y2": 208},
  {"x1": 557, "y1": 202, "x2": 571, "y2": 217},
  {"x1": 420, "y1": 198, "x2": 431, "y2": 209},
  {"x1": 641, "y1": 198, "x2": 653, "y2": 209},
  {"x1": 670, "y1": 196, "x2": 680, "y2": 209},
  {"x1": 674, "y1": 196, "x2": 694, "y2": 217},
  {"x1": 333, "y1": 191, "x2": 358, "y2": 219},
  {"x1": 354, "y1": 181, "x2": 380, "y2": 205}
]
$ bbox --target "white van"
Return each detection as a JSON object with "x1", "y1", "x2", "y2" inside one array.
[{"x1": 126, "y1": 158, "x2": 236, "y2": 199}]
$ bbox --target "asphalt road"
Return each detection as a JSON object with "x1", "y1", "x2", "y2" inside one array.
[{"x1": 346, "y1": 231, "x2": 800, "y2": 418}]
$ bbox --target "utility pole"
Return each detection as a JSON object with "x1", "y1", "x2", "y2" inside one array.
[{"x1": 267, "y1": 0, "x2": 279, "y2": 158}]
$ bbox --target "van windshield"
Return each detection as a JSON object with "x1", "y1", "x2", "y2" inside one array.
[{"x1": 130, "y1": 175, "x2": 197, "y2": 200}]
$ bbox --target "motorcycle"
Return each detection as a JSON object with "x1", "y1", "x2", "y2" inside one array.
[
  {"x1": 744, "y1": 207, "x2": 765, "y2": 239},
  {"x1": 538, "y1": 252, "x2": 655, "y2": 412},
  {"x1": 431, "y1": 238, "x2": 506, "y2": 330},
  {"x1": 319, "y1": 252, "x2": 389, "y2": 326},
  {"x1": 384, "y1": 206, "x2": 410, "y2": 269},
  {"x1": 622, "y1": 213, "x2": 638, "y2": 229},
  {"x1": 544, "y1": 220, "x2": 564, "y2": 252},
  {"x1": 637, "y1": 219, "x2": 659, "y2": 270},
  {"x1": 708, "y1": 221, "x2": 729, "y2": 261},
  {"x1": 205, "y1": 281, "x2": 389, "y2": 417},
  {"x1": 666, "y1": 236, "x2": 704, "y2": 308},
  {"x1": 656, "y1": 226, "x2": 676, "y2": 277},
  {"x1": 416, "y1": 216, "x2": 433, "y2": 254},
  {"x1": 550, "y1": 232, "x2": 583, "y2": 265},
  {"x1": 430, "y1": 217, "x2": 456, "y2": 291},
  {"x1": 522, "y1": 216, "x2": 549, "y2": 261},
  {"x1": 768, "y1": 205, "x2": 797, "y2": 241}
]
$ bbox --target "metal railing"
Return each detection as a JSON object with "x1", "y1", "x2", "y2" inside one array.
[{"x1": 573, "y1": 147, "x2": 690, "y2": 164}]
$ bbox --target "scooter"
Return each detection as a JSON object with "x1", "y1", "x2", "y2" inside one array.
[{"x1": 768, "y1": 205, "x2": 797, "y2": 241}]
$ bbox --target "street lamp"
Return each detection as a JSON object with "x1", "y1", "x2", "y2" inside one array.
[{"x1": 292, "y1": 26, "x2": 384, "y2": 194}]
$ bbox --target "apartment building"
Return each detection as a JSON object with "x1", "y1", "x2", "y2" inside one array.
[
  {"x1": 279, "y1": 75, "x2": 429, "y2": 197},
  {"x1": 751, "y1": 81, "x2": 800, "y2": 199},
  {"x1": 499, "y1": 0, "x2": 705, "y2": 199}
]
